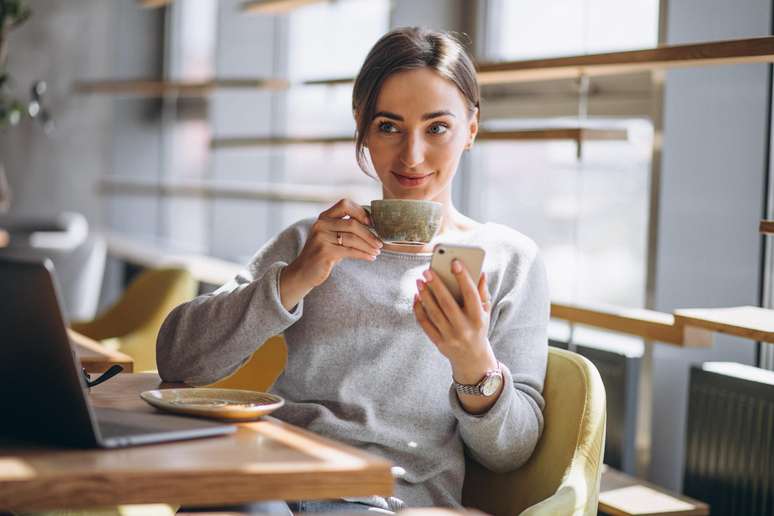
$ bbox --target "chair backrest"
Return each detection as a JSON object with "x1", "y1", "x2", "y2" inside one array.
[
  {"x1": 207, "y1": 335, "x2": 288, "y2": 392},
  {"x1": 71, "y1": 267, "x2": 197, "y2": 372},
  {"x1": 462, "y1": 347, "x2": 606, "y2": 516},
  {"x1": 0, "y1": 233, "x2": 106, "y2": 320}
]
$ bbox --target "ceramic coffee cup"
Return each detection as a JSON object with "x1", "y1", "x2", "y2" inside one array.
[{"x1": 362, "y1": 199, "x2": 443, "y2": 245}]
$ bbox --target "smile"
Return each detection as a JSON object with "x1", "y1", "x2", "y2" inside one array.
[{"x1": 392, "y1": 171, "x2": 434, "y2": 188}]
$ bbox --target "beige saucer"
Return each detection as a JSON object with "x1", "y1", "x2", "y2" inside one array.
[{"x1": 140, "y1": 388, "x2": 285, "y2": 421}]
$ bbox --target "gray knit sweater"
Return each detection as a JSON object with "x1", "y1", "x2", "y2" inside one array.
[{"x1": 156, "y1": 218, "x2": 549, "y2": 509}]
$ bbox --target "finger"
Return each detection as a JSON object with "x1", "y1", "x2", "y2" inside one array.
[
  {"x1": 452, "y1": 259, "x2": 484, "y2": 319},
  {"x1": 320, "y1": 198, "x2": 372, "y2": 226},
  {"x1": 422, "y1": 269, "x2": 467, "y2": 328},
  {"x1": 413, "y1": 294, "x2": 444, "y2": 345},
  {"x1": 417, "y1": 277, "x2": 454, "y2": 337},
  {"x1": 335, "y1": 244, "x2": 379, "y2": 262},
  {"x1": 324, "y1": 217, "x2": 383, "y2": 250},
  {"x1": 478, "y1": 271, "x2": 491, "y2": 313},
  {"x1": 325, "y1": 229, "x2": 381, "y2": 257}
]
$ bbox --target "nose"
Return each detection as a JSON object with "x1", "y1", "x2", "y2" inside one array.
[{"x1": 399, "y1": 131, "x2": 426, "y2": 169}]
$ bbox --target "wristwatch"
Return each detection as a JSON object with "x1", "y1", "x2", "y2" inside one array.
[{"x1": 453, "y1": 363, "x2": 503, "y2": 397}]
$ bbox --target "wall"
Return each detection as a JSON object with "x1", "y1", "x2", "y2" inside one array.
[
  {"x1": 0, "y1": 0, "x2": 116, "y2": 223},
  {"x1": 651, "y1": 0, "x2": 770, "y2": 490}
]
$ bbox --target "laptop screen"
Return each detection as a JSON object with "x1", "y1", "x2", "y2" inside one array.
[{"x1": 0, "y1": 257, "x2": 99, "y2": 447}]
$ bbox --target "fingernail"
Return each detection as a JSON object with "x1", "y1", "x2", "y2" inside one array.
[
  {"x1": 377, "y1": 241, "x2": 383, "y2": 248},
  {"x1": 422, "y1": 270, "x2": 433, "y2": 282},
  {"x1": 366, "y1": 216, "x2": 372, "y2": 225},
  {"x1": 452, "y1": 259, "x2": 462, "y2": 274},
  {"x1": 416, "y1": 279, "x2": 425, "y2": 291}
]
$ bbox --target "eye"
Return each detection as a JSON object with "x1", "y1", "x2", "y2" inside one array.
[
  {"x1": 428, "y1": 123, "x2": 449, "y2": 135},
  {"x1": 377, "y1": 121, "x2": 399, "y2": 134}
]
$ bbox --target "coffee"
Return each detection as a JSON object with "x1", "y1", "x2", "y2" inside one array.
[{"x1": 363, "y1": 199, "x2": 442, "y2": 245}]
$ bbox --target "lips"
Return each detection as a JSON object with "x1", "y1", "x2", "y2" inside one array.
[{"x1": 392, "y1": 171, "x2": 433, "y2": 188}]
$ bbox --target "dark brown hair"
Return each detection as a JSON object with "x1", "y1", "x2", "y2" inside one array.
[{"x1": 352, "y1": 27, "x2": 480, "y2": 175}]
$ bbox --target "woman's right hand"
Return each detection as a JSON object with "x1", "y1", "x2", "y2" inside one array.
[{"x1": 279, "y1": 199, "x2": 383, "y2": 310}]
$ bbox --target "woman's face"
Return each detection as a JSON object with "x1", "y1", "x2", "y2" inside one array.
[{"x1": 365, "y1": 67, "x2": 478, "y2": 202}]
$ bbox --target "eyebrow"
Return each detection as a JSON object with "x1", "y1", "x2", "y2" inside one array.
[{"x1": 374, "y1": 110, "x2": 456, "y2": 121}]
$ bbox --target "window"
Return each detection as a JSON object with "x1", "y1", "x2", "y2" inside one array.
[{"x1": 476, "y1": 0, "x2": 659, "y2": 349}]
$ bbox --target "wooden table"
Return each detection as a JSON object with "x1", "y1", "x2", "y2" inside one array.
[
  {"x1": 69, "y1": 328, "x2": 135, "y2": 373},
  {"x1": 599, "y1": 466, "x2": 709, "y2": 516},
  {"x1": 0, "y1": 373, "x2": 394, "y2": 512}
]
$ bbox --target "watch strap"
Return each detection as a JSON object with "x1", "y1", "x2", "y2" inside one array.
[{"x1": 453, "y1": 362, "x2": 503, "y2": 396}]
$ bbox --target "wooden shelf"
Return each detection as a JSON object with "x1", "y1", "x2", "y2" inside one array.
[
  {"x1": 98, "y1": 176, "x2": 373, "y2": 205},
  {"x1": 210, "y1": 127, "x2": 628, "y2": 149},
  {"x1": 673, "y1": 306, "x2": 774, "y2": 344},
  {"x1": 74, "y1": 78, "x2": 290, "y2": 96},
  {"x1": 479, "y1": 127, "x2": 628, "y2": 142},
  {"x1": 760, "y1": 220, "x2": 774, "y2": 234},
  {"x1": 137, "y1": 0, "x2": 172, "y2": 7},
  {"x1": 74, "y1": 77, "x2": 354, "y2": 97},
  {"x1": 211, "y1": 135, "x2": 354, "y2": 149},
  {"x1": 76, "y1": 37, "x2": 774, "y2": 96},
  {"x1": 242, "y1": 0, "x2": 327, "y2": 14},
  {"x1": 476, "y1": 36, "x2": 774, "y2": 84}
]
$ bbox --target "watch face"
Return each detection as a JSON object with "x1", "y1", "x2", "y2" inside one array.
[{"x1": 481, "y1": 374, "x2": 502, "y2": 396}]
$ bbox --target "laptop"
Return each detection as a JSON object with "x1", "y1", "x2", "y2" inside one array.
[{"x1": 0, "y1": 256, "x2": 236, "y2": 448}]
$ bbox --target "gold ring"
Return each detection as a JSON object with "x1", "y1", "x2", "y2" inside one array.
[{"x1": 336, "y1": 232, "x2": 343, "y2": 246}]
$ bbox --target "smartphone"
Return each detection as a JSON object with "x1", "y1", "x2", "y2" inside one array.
[{"x1": 430, "y1": 243, "x2": 486, "y2": 305}]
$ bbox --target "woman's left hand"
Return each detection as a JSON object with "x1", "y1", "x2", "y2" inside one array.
[{"x1": 413, "y1": 260, "x2": 498, "y2": 384}]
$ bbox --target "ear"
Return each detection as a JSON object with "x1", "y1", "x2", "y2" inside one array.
[{"x1": 465, "y1": 107, "x2": 479, "y2": 150}]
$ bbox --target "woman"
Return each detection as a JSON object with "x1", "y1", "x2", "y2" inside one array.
[{"x1": 157, "y1": 27, "x2": 549, "y2": 512}]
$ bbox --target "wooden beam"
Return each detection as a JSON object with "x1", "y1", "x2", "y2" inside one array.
[
  {"x1": 477, "y1": 36, "x2": 774, "y2": 84},
  {"x1": 241, "y1": 0, "x2": 326, "y2": 14},
  {"x1": 210, "y1": 127, "x2": 628, "y2": 149},
  {"x1": 760, "y1": 220, "x2": 774, "y2": 234}
]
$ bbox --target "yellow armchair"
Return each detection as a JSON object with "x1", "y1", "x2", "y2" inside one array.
[
  {"x1": 207, "y1": 335, "x2": 288, "y2": 391},
  {"x1": 463, "y1": 347, "x2": 607, "y2": 516},
  {"x1": 71, "y1": 267, "x2": 198, "y2": 372}
]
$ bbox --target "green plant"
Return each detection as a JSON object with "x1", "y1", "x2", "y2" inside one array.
[{"x1": 0, "y1": 0, "x2": 32, "y2": 128}]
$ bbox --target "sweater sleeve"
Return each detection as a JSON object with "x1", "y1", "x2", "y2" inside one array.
[
  {"x1": 155, "y1": 220, "x2": 311, "y2": 385},
  {"x1": 448, "y1": 246, "x2": 550, "y2": 473}
]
